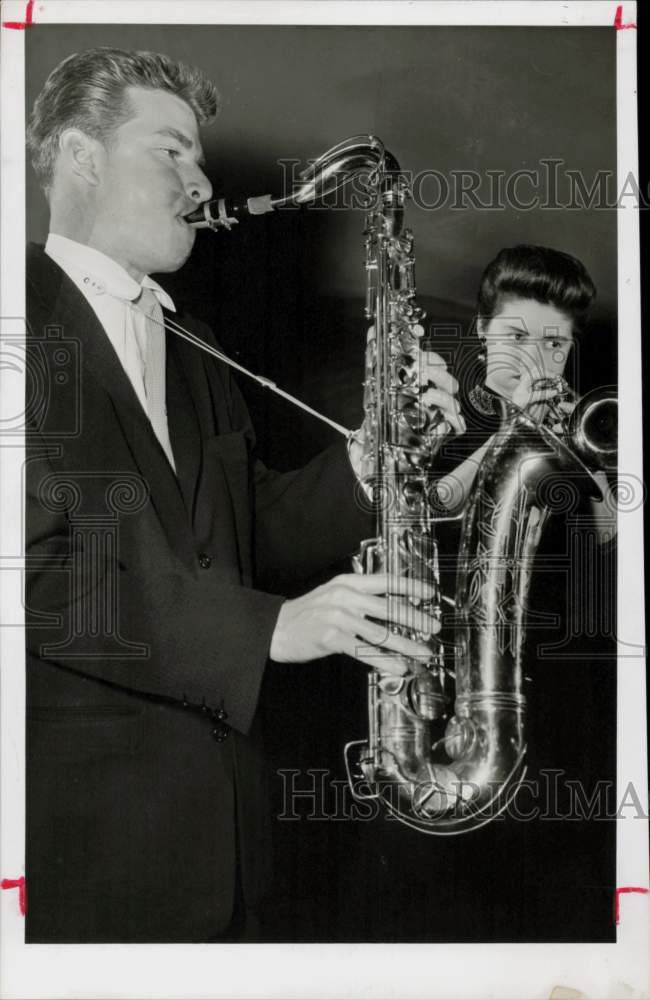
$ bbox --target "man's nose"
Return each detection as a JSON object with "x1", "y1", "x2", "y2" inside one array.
[{"x1": 185, "y1": 165, "x2": 213, "y2": 204}]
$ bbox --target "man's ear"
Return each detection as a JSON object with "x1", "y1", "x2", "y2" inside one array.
[{"x1": 58, "y1": 129, "x2": 104, "y2": 187}]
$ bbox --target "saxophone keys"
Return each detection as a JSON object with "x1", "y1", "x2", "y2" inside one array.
[
  {"x1": 377, "y1": 674, "x2": 407, "y2": 695},
  {"x1": 405, "y1": 670, "x2": 447, "y2": 721},
  {"x1": 444, "y1": 717, "x2": 478, "y2": 761},
  {"x1": 412, "y1": 764, "x2": 468, "y2": 817},
  {"x1": 393, "y1": 354, "x2": 418, "y2": 387},
  {"x1": 401, "y1": 477, "x2": 425, "y2": 513}
]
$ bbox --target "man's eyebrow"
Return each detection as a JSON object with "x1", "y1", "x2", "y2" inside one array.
[{"x1": 152, "y1": 127, "x2": 206, "y2": 166}]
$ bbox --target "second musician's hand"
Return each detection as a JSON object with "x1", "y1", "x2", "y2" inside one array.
[{"x1": 511, "y1": 373, "x2": 572, "y2": 425}]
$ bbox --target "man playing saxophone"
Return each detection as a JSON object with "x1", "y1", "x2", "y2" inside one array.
[{"x1": 24, "y1": 46, "x2": 463, "y2": 942}]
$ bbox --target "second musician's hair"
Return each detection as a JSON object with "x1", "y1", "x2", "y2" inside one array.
[
  {"x1": 477, "y1": 244, "x2": 596, "y2": 333},
  {"x1": 27, "y1": 46, "x2": 220, "y2": 195}
]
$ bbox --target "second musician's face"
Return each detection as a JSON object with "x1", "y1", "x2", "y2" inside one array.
[
  {"x1": 479, "y1": 296, "x2": 575, "y2": 399},
  {"x1": 89, "y1": 86, "x2": 213, "y2": 281}
]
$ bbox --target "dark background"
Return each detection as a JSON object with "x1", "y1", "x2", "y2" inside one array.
[{"x1": 26, "y1": 24, "x2": 618, "y2": 943}]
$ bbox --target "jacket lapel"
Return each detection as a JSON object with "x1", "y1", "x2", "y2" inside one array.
[
  {"x1": 27, "y1": 245, "x2": 196, "y2": 566},
  {"x1": 165, "y1": 318, "x2": 204, "y2": 517},
  {"x1": 163, "y1": 312, "x2": 254, "y2": 580}
]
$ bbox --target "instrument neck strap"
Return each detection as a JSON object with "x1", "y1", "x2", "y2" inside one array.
[{"x1": 126, "y1": 300, "x2": 352, "y2": 440}]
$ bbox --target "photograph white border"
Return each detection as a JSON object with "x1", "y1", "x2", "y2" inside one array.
[{"x1": 1, "y1": 3, "x2": 647, "y2": 998}]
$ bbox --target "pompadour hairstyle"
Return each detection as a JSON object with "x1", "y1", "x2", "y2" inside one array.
[
  {"x1": 27, "y1": 47, "x2": 220, "y2": 193},
  {"x1": 477, "y1": 244, "x2": 596, "y2": 333}
]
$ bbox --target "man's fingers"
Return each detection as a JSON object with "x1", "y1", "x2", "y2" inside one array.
[
  {"x1": 356, "y1": 594, "x2": 440, "y2": 635},
  {"x1": 352, "y1": 614, "x2": 434, "y2": 660},
  {"x1": 343, "y1": 640, "x2": 409, "y2": 676},
  {"x1": 382, "y1": 598, "x2": 440, "y2": 636},
  {"x1": 337, "y1": 573, "x2": 435, "y2": 601}
]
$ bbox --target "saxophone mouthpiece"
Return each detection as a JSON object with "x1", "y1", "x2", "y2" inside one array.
[{"x1": 186, "y1": 195, "x2": 275, "y2": 231}]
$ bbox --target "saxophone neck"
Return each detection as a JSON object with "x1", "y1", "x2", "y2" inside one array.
[
  {"x1": 186, "y1": 134, "x2": 406, "y2": 230},
  {"x1": 276, "y1": 134, "x2": 391, "y2": 208}
]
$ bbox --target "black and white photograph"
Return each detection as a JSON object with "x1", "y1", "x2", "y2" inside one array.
[{"x1": 0, "y1": 1, "x2": 647, "y2": 998}]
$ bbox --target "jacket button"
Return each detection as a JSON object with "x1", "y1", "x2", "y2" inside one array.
[
  {"x1": 198, "y1": 553, "x2": 212, "y2": 569},
  {"x1": 212, "y1": 725, "x2": 230, "y2": 743}
]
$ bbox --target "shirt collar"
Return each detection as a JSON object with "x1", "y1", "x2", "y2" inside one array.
[{"x1": 45, "y1": 233, "x2": 176, "y2": 312}]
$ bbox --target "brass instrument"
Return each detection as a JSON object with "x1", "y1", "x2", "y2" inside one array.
[
  {"x1": 335, "y1": 144, "x2": 618, "y2": 831},
  {"x1": 337, "y1": 139, "x2": 466, "y2": 832},
  {"x1": 187, "y1": 137, "x2": 617, "y2": 835},
  {"x1": 346, "y1": 370, "x2": 616, "y2": 833}
]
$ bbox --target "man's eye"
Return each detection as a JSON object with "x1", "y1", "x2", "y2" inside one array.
[
  {"x1": 161, "y1": 148, "x2": 180, "y2": 159},
  {"x1": 509, "y1": 332, "x2": 526, "y2": 343}
]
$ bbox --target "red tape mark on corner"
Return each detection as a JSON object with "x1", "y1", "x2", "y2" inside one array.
[
  {"x1": 614, "y1": 886, "x2": 649, "y2": 924},
  {"x1": 1, "y1": 877, "x2": 27, "y2": 915},
  {"x1": 2, "y1": 0, "x2": 34, "y2": 29},
  {"x1": 614, "y1": 4, "x2": 637, "y2": 29}
]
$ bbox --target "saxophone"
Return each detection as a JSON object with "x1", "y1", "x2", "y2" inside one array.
[
  {"x1": 335, "y1": 143, "x2": 618, "y2": 834},
  {"x1": 347, "y1": 385, "x2": 616, "y2": 833},
  {"x1": 187, "y1": 136, "x2": 617, "y2": 835}
]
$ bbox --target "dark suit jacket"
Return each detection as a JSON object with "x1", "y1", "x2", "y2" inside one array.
[{"x1": 24, "y1": 243, "x2": 373, "y2": 942}]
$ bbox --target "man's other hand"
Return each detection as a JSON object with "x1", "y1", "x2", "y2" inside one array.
[{"x1": 269, "y1": 573, "x2": 439, "y2": 675}]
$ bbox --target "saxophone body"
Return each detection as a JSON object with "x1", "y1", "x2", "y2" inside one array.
[
  {"x1": 448, "y1": 411, "x2": 557, "y2": 831},
  {"x1": 348, "y1": 385, "x2": 615, "y2": 833},
  {"x1": 338, "y1": 141, "x2": 617, "y2": 833},
  {"x1": 342, "y1": 141, "x2": 462, "y2": 830}
]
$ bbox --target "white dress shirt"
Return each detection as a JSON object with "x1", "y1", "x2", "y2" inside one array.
[{"x1": 45, "y1": 233, "x2": 177, "y2": 469}]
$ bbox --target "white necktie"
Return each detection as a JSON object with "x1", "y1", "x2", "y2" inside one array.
[{"x1": 135, "y1": 287, "x2": 176, "y2": 472}]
